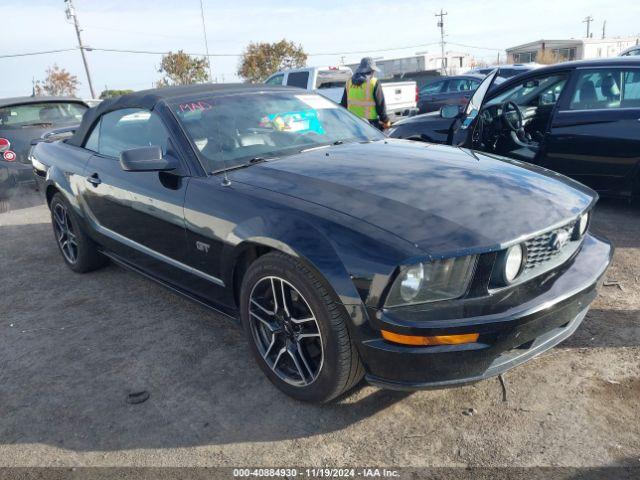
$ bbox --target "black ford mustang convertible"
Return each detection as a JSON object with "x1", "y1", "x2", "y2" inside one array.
[{"x1": 31, "y1": 84, "x2": 612, "y2": 402}]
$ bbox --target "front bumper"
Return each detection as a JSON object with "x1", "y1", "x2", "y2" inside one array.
[{"x1": 359, "y1": 233, "x2": 612, "y2": 390}]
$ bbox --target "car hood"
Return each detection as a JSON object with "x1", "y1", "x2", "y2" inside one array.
[{"x1": 231, "y1": 140, "x2": 595, "y2": 256}]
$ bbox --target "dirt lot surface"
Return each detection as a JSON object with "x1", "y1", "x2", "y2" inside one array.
[{"x1": 1, "y1": 189, "x2": 638, "y2": 469}]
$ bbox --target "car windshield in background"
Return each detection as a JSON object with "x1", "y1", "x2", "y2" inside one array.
[
  {"x1": 0, "y1": 102, "x2": 87, "y2": 127},
  {"x1": 172, "y1": 92, "x2": 383, "y2": 173}
]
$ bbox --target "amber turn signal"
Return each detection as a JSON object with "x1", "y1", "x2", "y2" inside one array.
[{"x1": 381, "y1": 330, "x2": 479, "y2": 346}]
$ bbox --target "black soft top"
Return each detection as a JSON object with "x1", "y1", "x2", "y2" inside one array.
[{"x1": 67, "y1": 83, "x2": 293, "y2": 146}]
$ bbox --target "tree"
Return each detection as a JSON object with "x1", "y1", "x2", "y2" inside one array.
[
  {"x1": 238, "y1": 39, "x2": 307, "y2": 83},
  {"x1": 99, "y1": 89, "x2": 134, "y2": 99},
  {"x1": 157, "y1": 50, "x2": 209, "y2": 87},
  {"x1": 34, "y1": 64, "x2": 80, "y2": 96},
  {"x1": 536, "y1": 49, "x2": 560, "y2": 65}
]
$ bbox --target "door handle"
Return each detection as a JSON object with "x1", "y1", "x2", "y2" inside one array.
[{"x1": 86, "y1": 173, "x2": 102, "y2": 186}]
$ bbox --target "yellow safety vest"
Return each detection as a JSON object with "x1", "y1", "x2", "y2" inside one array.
[{"x1": 347, "y1": 77, "x2": 378, "y2": 120}]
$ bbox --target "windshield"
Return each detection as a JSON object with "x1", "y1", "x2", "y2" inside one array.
[
  {"x1": 0, "y1": 102, "x2": 87, "y2": 127},
  {"x1": 484, "y1": 74, "x2": 568, "y2": 108},
  {"x1": 172, "y1": 92, "x2": 383, "y2": 173}
]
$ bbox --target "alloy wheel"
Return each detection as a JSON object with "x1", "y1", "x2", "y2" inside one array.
[
  {"x1": 248, "y1": 276, "x2": 324, "y2": 387},
  {"x1": 53, "y1": 203, "x2": 78, "y2": 264}
]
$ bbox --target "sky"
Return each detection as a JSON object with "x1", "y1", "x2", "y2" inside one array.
[{"x1": 1, "y1": 0, "x2": 639, "y2": 98}]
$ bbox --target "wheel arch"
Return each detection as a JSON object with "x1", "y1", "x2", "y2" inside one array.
[
  {"x1": 44, "y1": 166, "x2": 79, "y2": 212},
  {"x1": 221, "y1": 218, "x2": 366, "y2": 317}
]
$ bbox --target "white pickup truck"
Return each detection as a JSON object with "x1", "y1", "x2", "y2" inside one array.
[{"x1": 264, "y1": 66, "x2": 417, "y2": 121}]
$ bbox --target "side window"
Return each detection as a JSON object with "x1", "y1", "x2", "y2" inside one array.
[
  {"x1": 569, "y1": 69, "x2": 640, "y2": 110},
  {"x1": 421, "y1": 81, "x2": 444, "y2": 95},
  {"x1": 84, "y1": 119, "x2": 101, "y2": 152},
  {"x1": 447, "y1": 78, "x2": 473, "y2": 92},
  {"x1": 622, "y1": 69, "x2": 640, "y2": 107},
  {"x1": 94, "y1": 108, "x2": 169, "y2": 158},
  {"x1": 286, "y1": 72, "x2": 310, "y2": 89},
  {"x1": 470, "y1": 79, "x2": 481, "y2": 90},
  {"x1": 265, "y1": 74, "x2": 284, "y2": 86}
]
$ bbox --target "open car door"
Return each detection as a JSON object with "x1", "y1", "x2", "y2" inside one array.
[{"x1": 448, "y1": 69, "x2": 499, "y2": 147}]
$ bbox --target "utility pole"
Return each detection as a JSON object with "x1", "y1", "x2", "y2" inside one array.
[
  {"x1": 199, "y1": 0, "x2": 213, "y2": 82},
  {"x1": 602, "y1": 20, "x2": 607, "y2": 39},
  {"x1": 583, "y1": 15, "x2": 593, "y2": 38},
  {"x1": 64, "y1": 0, "x2": 96, "y2": 98},
  {"x1": 435, "y1": 9, "x2": 448, "y2": 75}
]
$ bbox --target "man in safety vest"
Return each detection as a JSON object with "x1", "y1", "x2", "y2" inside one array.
[{"x1": 340, "y1": 57, "x2": 391, "y2": 130}]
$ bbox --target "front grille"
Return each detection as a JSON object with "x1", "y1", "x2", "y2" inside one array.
[{"x1": 524, "y1": 221, "x2": 576, "y2": 272}]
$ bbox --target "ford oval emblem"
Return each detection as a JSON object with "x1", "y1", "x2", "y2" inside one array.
[{"x1": 549, "y1": 230, "x2": 570, "y2": 251}]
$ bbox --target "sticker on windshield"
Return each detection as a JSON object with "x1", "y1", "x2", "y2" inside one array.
[
  {"x1": 295, "y1": 95, "x2": 337, "y2": 110},
  {"x1": 178, "y1": 101, "x2": 212, "y2": 113},
  {"x1": 260, "y1": 109, "x2": 325, "y2": 135}
]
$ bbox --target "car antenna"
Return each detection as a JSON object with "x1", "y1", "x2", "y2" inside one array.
[{"x1": 221, "y1": 168, "x2": 231, "y2": 187}]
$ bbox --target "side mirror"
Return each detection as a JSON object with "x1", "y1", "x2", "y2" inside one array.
[
  {"x1": 440, "y1": 104, "x2": 460, "y2": 119},
  {"x1": 119, "y1": 146, "x2": 176, "y2": 172}
]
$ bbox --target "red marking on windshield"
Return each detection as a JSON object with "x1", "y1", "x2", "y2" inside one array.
[{"x1": 178, "y1": 101, "x2": 212, "y2": 113}]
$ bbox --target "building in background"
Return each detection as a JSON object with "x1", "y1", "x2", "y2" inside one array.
[{"x1": 506, "y1": 36, "x2": 640, "y2": 63}]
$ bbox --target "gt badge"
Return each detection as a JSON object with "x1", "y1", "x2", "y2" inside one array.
[{"x1": 196, "y1": 241, "x2": 210, "y2": 253}]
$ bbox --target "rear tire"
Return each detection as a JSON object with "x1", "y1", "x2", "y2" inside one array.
[
  {"x1": 240, "y1": 252, "x2": 363, "y2": 402},
  {"x1": 50, "y1": 192, "x2": 107, "y2": 273}
]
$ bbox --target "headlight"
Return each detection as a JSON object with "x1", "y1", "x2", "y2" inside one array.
[
  {"x1": 385, "y1": 256, "x2": 476, "y2": 307},
  {"x1": 578, "y1": 212, "x2": 589, "y2": 236},
  {"x1": 503, "y1": 244, "x2": 525, "y2": 284}
]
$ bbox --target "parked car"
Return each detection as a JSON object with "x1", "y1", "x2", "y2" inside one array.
[
  {"x1": 467, "y1": 63, "x2": 541, "y2": 84},
  {"x1": 389, "y1": 57, "x2": 640, "y2": 200},
  {"x1": 619, "y1": 45, "x2": 640, "y2": 57},
  {"x1": 265, "y1": 66, "x2": 417, "y2": 121},
  {"x1": 417, "y1": 74, "x2": 484, "y2": 113},
  {"x1": 0, "y1": 96, "x2": 88, "y2": 198},
  {"x1": 31, "y1": 84, "x2": 611, "y2": 402}
]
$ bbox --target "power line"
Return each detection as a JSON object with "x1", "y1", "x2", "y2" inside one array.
[
  {"x1": 0, "y1": 48, "x2": 78, "y2": 59},
  {"x1": 1, "y1": 41, "x2": 502, "y2": 62},
  {"x1": 307, "y1": 42, "x2": 441, "y2": 56},
  {"x1": 448, "y1": 42, "x2": 503, "y2": 52}
]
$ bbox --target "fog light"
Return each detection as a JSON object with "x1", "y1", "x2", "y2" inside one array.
[
  {"x1": 381, "y1": 330, "x2": 479, "y2": 346},
  {"x1": 504, "y1": 244, "x2": 524, "y2": 283}
]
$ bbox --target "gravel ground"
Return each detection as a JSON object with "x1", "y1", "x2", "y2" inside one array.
[{"x1": 0, "y1": 189, "x2": 638, "y2": 469}]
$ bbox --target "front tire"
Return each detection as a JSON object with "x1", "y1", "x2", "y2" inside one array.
[
  {"x1": 240, "y1": 252, "x2": 363, "y2": 402},
  {"x1": 50, "y1": 192, "x2": 107, "y2": 273}
]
